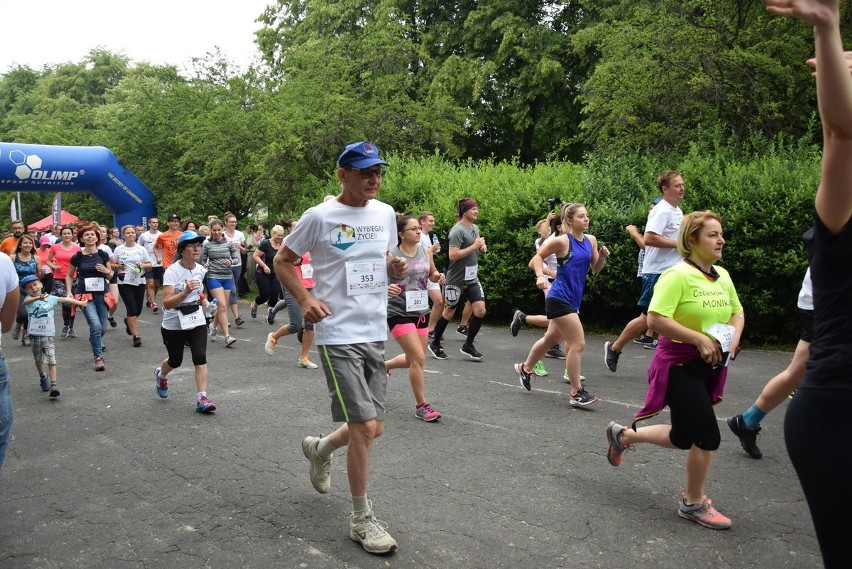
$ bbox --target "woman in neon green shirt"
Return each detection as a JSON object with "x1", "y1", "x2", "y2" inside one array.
[{"x1": 605, "y1": 211, "x2": 744, "y2": 530}]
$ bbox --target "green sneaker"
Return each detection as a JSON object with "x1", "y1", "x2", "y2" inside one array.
[
  {"x1": 532, "y1": 361, "x2": 548, "y2": 377},
  {"x1": 563, "y1": 370, "x2": 586, "y2": 382}
]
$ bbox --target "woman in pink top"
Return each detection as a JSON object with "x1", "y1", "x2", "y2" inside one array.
[
  {"x1": 36, "y1": 235, "x2": 54, "y2": 293},
  {"x1": 264, "y1": 220, "x2": 317, "y2": 368},
  {"x1": 45, "y1": 226, "x2": 81, "y2": 338}
]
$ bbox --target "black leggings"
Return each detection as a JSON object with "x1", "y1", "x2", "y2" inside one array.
[
  {"x1": 785, "y1": 387, "x2": 852, "y2": 569},
  {"x1": 254, "y1": 271, "x2": 282, "y2": 307},
  {"x1": 118, "y1": 284, "x2": 146, "y2": 317},
  {"x1": 161, "y1": 325, "x2": 208, "y2": 368},
  {"x1": 52, "y1": 279, "x2": 75, "y2": 327},
  {"x1": 665, "y1": 363, "x2": 721, "y2": 451}
]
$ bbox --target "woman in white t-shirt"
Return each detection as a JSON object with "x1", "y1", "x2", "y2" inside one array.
[
  {"x1": 112, "y1": 225, "x2": 152, "y2": 348},
  {"x1": 154, "y1": 230, "x2": 216, "y2": 414}
]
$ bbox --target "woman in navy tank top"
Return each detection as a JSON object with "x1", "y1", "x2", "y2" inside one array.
[{"x1": 515, "y1": 203, "x2": 610, "y2": 406}]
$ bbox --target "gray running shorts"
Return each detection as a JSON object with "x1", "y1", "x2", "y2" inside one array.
[{"x1": 317, "y1": 342, "x2": 387, "y2": 423}]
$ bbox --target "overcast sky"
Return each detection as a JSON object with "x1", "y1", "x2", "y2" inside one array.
[{"x1": 0, "y1": 0, "x2": 274, "y2": 73}]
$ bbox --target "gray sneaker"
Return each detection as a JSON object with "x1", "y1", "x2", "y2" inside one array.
[
  {"x1": 302, "y1": 436, "x2": 331, "y2": 494},
  {"x1": 605, "y1": 421, "x2": 630, "y2": 466},
  {"x1": 350, "y1": 506, "x2": 397, "y2": 554},
  {"x1": 509, "y1": 310, "x2": 525, "y2": 337},
  {"x1": 604, "y1": 341, "x2": 620, "y2": 373}
]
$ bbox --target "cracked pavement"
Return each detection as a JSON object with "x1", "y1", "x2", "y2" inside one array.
[{"x1": 0, "y1": 305, "x2": 822, "y2": 568}]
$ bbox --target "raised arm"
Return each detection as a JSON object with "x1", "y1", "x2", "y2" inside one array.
[{"x1": 764, "y1": 0, "x2": 852, "y2": 231}]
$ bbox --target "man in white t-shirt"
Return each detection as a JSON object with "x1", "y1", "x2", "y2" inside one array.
[
  {"x1": 137, "y1": 217, "x2": 163, "y2": 312},
  {"x1": 604, "y1": 170, "x2": 685, "y2": 372},
  {"x1": 274, "y1": 141, "x2": 406, "y2": 555}
]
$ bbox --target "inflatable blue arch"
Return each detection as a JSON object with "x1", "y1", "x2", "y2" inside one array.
[{"x1": 0, "y1": 142, "x2": 156, "y2": 228}]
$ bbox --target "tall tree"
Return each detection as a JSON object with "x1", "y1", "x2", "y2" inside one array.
[{"x1": 571, "y1": 0, "x2": 846, "y2": 156}]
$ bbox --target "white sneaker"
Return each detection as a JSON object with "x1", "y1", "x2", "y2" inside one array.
[
  {"x1": 209, "y1": 325, "x2": 217, "y2": 342},
  {"x1": 302, "y1": 436, "x2": 331, "y2": 494},
  {"x1": 224, "y1": 335, "x2": 237, "y2": 347},
  {"x1": 265, "y1": 332, "x2": 277, "y2": 356},
  {"x1": 350, "y1": 506, "x2": 397, "y2": 554},
  {"x1": 298, "y1": 357, "x2": 318, "y2": 369}
]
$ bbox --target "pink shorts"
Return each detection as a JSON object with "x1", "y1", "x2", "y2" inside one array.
[{"x1": 388, "y1": 315, "x2": 429, "y2": 339}]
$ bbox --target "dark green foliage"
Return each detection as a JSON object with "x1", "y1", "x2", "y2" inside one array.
[
  {"x1": 0, "y1": 3, "x2": 837, "y2": 345},
  {"x1": 365, "y1": 139, "x2": 819, "y2": 346}
]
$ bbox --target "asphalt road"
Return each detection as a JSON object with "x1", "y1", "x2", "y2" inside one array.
[{"x1": 0, "y1": 302, "x2": 822, "y2": 568}]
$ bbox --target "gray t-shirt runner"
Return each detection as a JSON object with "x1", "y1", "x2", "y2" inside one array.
[{"x1": 445, "y1": 221, "x2": 480, "y2": 286}]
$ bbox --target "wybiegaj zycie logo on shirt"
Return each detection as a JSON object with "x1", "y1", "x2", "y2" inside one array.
[{"x1": 329, "y1": 224, "x2": 386, "y2": 251}]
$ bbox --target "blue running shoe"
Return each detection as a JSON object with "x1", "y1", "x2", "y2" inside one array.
[
  {"x1": 155, "y1": 367, "x2": 169, "y2": 398},
  {"x1": 196, "y1": 396, "x2": 216, "y2": 413}
]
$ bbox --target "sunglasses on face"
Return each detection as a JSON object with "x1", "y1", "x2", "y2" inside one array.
[{"x1": 346, "y1": 167, "x2": 384, "y2": 179}]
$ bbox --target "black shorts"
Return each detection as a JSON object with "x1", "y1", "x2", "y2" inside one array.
[
  {"x1": 386, "y1": 314, "x2": 429, "y2": 329},
  {"x1": 145, "y1": 266, "x2": 164, "y2": 281},
  {"x1": 443, "y1": 282, "x2": 485, "y2": 308},
  {"x1": 545, "y1": 297, "x2": 578, "y2": 319}
]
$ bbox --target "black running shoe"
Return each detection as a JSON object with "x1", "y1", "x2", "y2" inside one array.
[
  {"x1": 456, "y1": 325, "x2": 469, "y2": 337},
  {"x1": 546, "y1": 344, "x2": 565, "y2": 359},
  {"x1": 727, "y1": 414, "x2": 762, "y2": 459},
  {"x1": 428, "y1": 343, "x2": 447, "y2": 360},
  {"x1": 515, "y1": 363, "x2": 532, "y2": 391},
  {"x1": 460, "y1": 344, "x2": 483, "y2": 361}
]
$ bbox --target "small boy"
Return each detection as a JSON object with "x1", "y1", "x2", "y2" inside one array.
[{"x1": 20, "y1": 274, "x2": 87, "y2": 398}]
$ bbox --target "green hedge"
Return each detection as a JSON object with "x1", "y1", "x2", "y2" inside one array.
[{"x1": 302, "y1": 141, "x2": 819, "y2": 346}]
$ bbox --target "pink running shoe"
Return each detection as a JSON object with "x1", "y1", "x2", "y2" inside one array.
[
  {"x1": 415, "y1": 402, "x2": 441, "y2": 422},
  {"x1": 677, "y1": 493, "x2": 732, "y2": 530},
  {"x1": 605, "y1": 421, "x2": 631, "y2": 466}
]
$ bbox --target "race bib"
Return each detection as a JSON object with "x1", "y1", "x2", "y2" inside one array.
[
  {"x1": 706, "y1": 322, "x2": 736, "y2": 367},
  {"x1": 345, "y1": 260, "x2": 387, "y2": 296},
  {"x1": 405, "y1": 289, "x2": 428, "y2": 312},
  {"x1": 178, "y1": 307, "x2": 206, "y2": 330},
  {"x1": 465, "y1": 264, "x2": 478, "y2": 280},
  {"x1": 121, "y1": 269, "x2": 142, "y2": 286},
  {"x1": 28, "y1": 315, "x2": 53, "y2": 336},
  {"x1": 84, "y1": 277, "x2": 105, "y2": 292},
  {"x1": 300, "y1": 263, "x2": 313, "y2": 279}
]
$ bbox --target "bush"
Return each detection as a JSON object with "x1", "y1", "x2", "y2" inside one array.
[{"x1": 293, "y1": 137, "x2": 819, "y2": 346}]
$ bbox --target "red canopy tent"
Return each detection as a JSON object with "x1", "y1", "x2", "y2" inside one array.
[{"x1": 27, "y1": 210, "x2": 79, "y2": 232}]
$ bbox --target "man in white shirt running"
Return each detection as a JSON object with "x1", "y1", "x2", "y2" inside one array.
[
  {"x1": 604, "y1": 170, "x2": 685, "y2": 372},
  {"x1": 274, "y1": 141, "x2": 407, "y2": 555}
]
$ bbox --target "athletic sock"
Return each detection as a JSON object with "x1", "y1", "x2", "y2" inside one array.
[
  {"x1": 742, "y1": 404, "x2": 766, "y2": 430},
  {"x1": 317, "y1": 436, "x2": 339, "y2": 459},
  {"x1": 466, "y1": 314, "x2": 483, "y2": 343},
  {"x1": 432, "y1": 316, "x2": 449, "y2": 344},
  {"x1": 352, "y1": 495, "x2": 369, "y2": 517}
]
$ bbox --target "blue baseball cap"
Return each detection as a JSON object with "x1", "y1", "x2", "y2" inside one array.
[
  {"x1": 337, "y1": 142, "x2": 389, "y2": 169},
  {"x1": 177, "y1": 230, "x2": 206, "y2": 247},
  {"x1": 20, "y1": 274, "x2": 40, "y2": 287}
]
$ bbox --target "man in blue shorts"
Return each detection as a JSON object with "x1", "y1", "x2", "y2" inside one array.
[
  {"x1": 274, "y1": 141, "x2": 407, "y2": 555},
  {"x1": 604, "y1": 170, "x2": 685, "y2": 372}
]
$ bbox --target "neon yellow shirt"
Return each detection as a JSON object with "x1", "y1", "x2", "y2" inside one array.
[{"x1": 648, "y1": 261, "x2": 742, "y2": 335}]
